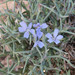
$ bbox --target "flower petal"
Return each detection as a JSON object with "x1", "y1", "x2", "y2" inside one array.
[
  {"x1": 18, "y1": 27, "x2": 26, "y2": 32},
  {"x1": 54, "y1": 39, "x2": 60, "y2": 44},
  {"x1": 23, "y1": 31, "x2": 29, "y2": 38},
  {"x1": 30, "y1": 29, "x2": 35, "y2": 36},
  {"x1": 40, "y1": 23, "x2": 48, "y2": 29},
  {"x1": 33, "y1": 23, "x2": 40, "y2": 28},
  {"x1": 20, "y1": 21, "x2": 27, "y2": 29},
  {"x1": 36, "y1": 29, "x2": 43, "y2": 39},
  {"x1": 56, "y1": 35, "x2": 63, "y2": 40},
  {"x1": 28, "y1": 22, "x2": 32, "y2": 29},
  {"x1": 46, "y1": 33, "x2": 52, "y2": 39},
  {"x1": 47, "y1": 38, "x2": 53, "y2": 43},
  {"x1": 33, "y1": 42, "x2": 38, "y2": 47},
  {"x1": 53, "y1": 28, "x2": 59, "y2": 38},
  {"x1": 38, "y1": 41, "x2": 44, "y2": 48},
  {"x1": 33, "y1": 24, "x2": 37, "y2": 27}
]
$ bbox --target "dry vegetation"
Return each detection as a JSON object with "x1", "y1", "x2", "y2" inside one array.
[{"x1": 0, "y1": 0, "x2": 75, "y2": 75}]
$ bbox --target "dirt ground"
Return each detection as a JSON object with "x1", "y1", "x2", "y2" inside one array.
[
  {"x1": 0, "y1": 0, "x2": 16, "y2": 12},
  {"x1": 0, "y1": 0, "x2": 29, "y2": 12},
  {"x1": 0, "y1": 0, "x2": 29, "y2": 22}
]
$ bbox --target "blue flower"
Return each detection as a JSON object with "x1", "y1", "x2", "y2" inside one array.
[
  {"x1": 36, "y1": 28, "x2": 43, "y2": 39},
  {"x1": 33, "y1": 23, "x2": 48, "y2": 29},
  {"x1": 33, "y1": 23, "x2": 48, "y2": 39},
  {"x1": 46, "y1": 28, "x2": 63, "y2": 44},
  {"x1": 33, "y1": 29, "x2": 44, "y2": 48},
  {"x1": 18, "y1": 21, "x2": 35, "y2": 38},
  {"x1": 33, "y1": 30, "x2": 44, "y2": 48},
  {"x1": 34, "y1": 40, "x2": 44, "y2": 48}
]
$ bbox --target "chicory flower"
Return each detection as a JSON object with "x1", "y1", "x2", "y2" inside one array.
[
  {"x1": 18, "y1": 21, "x2": 35, "y2": 38},
  {"x1": 46, "y1": 28, "x2": 63, "y2": 44}
]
